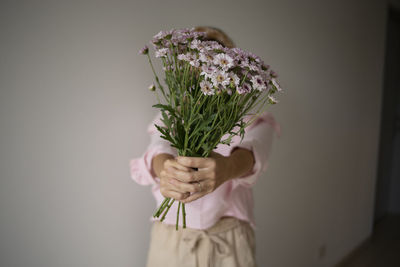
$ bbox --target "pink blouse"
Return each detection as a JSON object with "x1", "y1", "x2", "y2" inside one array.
[{"x1": 129, "y1": 111, "x2": 281, "y2": 230}]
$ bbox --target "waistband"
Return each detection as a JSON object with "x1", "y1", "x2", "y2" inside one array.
[
  {"x1": 206, "y1": 216, "x2": 246, "y2": 234},
  {"x1": 155, "y1": 216, "x2": 250, "y2": 235}
]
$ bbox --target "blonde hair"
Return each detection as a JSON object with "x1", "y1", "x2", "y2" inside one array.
[{"x1": 194, "y1": 26, "x2": 235, "y2": 48}]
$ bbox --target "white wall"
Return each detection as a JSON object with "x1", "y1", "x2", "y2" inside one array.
[{"x1": 0, "y1": 0, "x2": 386, "y2": 266}]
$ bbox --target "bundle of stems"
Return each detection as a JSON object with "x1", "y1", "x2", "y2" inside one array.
[{"x1": 139, "y1": 27, "x2": 282, "y2": 229}]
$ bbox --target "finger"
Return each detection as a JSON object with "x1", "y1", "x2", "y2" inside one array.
[
  {"x1": 159, "y1": 172, "x2": 175, "y2": 191},
  {"x1": 165, "y1": 167, "x2": 210, "y2": 183},
  {"x1": 160, "y1": 171, "x2": 187, "y2": 192},
  {"x1": 168, "y1": 177, "x2": 199, "y2": 193},
  {"x1": 160, "y1": 188, "x2": 190, "y2": 201},
  {"x1": 164, "y1": 167, "x2": 193, "y2": 183},
  {"x1": 161, "y1": 171, "x2": 198, "y2": 193},
  {"x1": 190, "y1": 169, "x2": 211, "y2": 180},
  {"x1": 176, "y1": 156, "x2": 216, "y2": 169},
  {"x1": 180, "y1": 191, "x2": 208, "y2": 204},
  {"x1": 164, "y1": 158, "x2": 191, "y2": 172}
]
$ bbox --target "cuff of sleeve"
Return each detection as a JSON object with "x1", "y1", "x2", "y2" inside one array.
[
  {"x1": 230, "y1": 138, "x2": 267, "y2": 189},
  {"x1": 129, "y1": 144, "x2": 176, "y2": 186}
]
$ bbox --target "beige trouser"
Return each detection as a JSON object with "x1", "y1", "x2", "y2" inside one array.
[{"x1": 146, "y1": 216, "x2": 257, "y2": 267}]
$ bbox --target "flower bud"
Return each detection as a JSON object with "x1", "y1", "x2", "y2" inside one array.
[
  {"x1": 270, "y1": 70, "x2": 278, "y2": 78},
  {"x1": 148, "y1": 84, "x2": 156, "y2": 91},
  {"x1": 138, "y1": 45, "x2": 149, "y2": 55},
  {"x1": 268, "y1": 95, "x2": 278, "y2": 104}
]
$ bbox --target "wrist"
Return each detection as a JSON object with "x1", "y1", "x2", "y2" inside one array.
[
  {"x1": 228, "y1": 147, "x2": 255, "y2": 179},
  {"x1": 224, "y1": 155, "x2": 237, "y2": 181}
]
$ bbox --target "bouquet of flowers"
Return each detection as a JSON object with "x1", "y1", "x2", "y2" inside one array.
[{"x1": 139, "y1": 27, "x2": 283, "y2": 230}]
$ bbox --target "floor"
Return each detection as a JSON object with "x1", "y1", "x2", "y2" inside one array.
[{"x1": 337, "y1": 214, "x2": 400, "y2": 267}]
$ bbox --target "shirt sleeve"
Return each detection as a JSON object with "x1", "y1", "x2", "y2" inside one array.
[
  {"x1": 129, "y1": 112, "x2": 177, "y2": 186},
  {"x1": 230, "y1": 111, "x2": 281, "y2": 189}
]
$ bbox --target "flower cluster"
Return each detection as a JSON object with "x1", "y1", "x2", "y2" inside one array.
[
  {"x1": 138, "y1": 27, "x2": 283, "y2": 230},
  {"x1": 139, "y1": 27, "x2": 282, "y2": 103}
]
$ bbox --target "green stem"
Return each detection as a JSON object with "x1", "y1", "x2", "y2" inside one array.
[
  {"x1": 176, "y1": 202, "x2": 181, "y2": 230},
  {"x1": 182, "y1": 203, "x2": 186, "y2": 228},
  {"x1": 147, "y1": 54, "x2": 167, "y2": 101},
  {"x1": 160, "y1": 199, "x2": 175, "y2": 222},
  {"x1": 153, "y1": 197, "x2": 170, "y2": 218}
]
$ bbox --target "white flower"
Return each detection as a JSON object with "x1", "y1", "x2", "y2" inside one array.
[
  {"x1": 237, "y1": 83, "x2": 251, "y2": 94},
  {"x1": 200, "y1": 80, "x2": 215, "y2": 95},
  {"x1": 190, "y1": 39, "x2": 205, "y2": 51},
  {"x1": 228, "y1": 72, "x2": 240, "y2": 87},
  {"x1": 153, "y1": 30, "x2": 165, "y2": 40},
  {"x1": 177, "y1": 52, "x2": 199, "y2": 67},
  {"x1": 205, "y1": 41, "x2": 223, "y2": 50},
  {"x1": 155, "y1": 48, "x2": 169, "y2": 58},
  {"x1": 190, "y1": 61, "x2": 200, "y2": 67},
  {"x1": 213, "y1": 53, "x2": 234, "y2": 71},
  {"x1": 186, "y1": 52, "x2": 200, "y2": 67},
  {"x1": 260, "y1": 70, "x2": 271, "y2": 80},
  {"x1": 211, "y1": 70, "x2": 230, "y2": 87},
  {"x1": 268, "y1": 95, "x2": 279, "y2": 104},
  {"x1": 239, "y1": 59, "x2": 250, "y2": 69},
  {"x1": 177, "y1": 53, "x2": 188, "y2": 61},
  {"x1": 271, "y1": 78, "x2": 283, "y2": 92},
  {"x1": 200, "y1": 64, "x2": 216, "y2": 79},
  {"x1": 162, "y1": 65, "x2": 174, "y2": 71},
  {"x1": 248, "y1": 61, "x2": 260, "y2": 71},
  {"x1": 251, "y1": 75, "x2": 266, "y2": 91},
  {"x1": 199, "y1": 52, "x2": 215, "y2": 64}
]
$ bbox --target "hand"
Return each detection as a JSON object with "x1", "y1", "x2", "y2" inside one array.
[
  {"x1": 154, "y1": 148, "x2": 254, "y2": 203},
  {"x1": 175, "y1": 151, "x2": 233, "y2": 204},
  {"x1": 158, "y1": 158, "x2": 200, "y2": 201}
]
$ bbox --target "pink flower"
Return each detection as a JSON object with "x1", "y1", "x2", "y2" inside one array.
[
  {"x1": 138, "y1": 45, "x2": 149, "y2": 55},
  {"x1": 228, "y1": 72, "x2": 240, "y2": 87},
  {"x1": 211, "y1": 70, "x2": 230, "y2": 87},
  {"x1": 200, "y1": 80, "x2": 215, "y2": 95},
  {"x1": 213, "y1": 53, "x2": 234, "y2": 71},
  {"x1": 251, "y1": 75, "x2": 266, "y2": 91},
  {"x1": 155, "y1": 48, "x2": 169, "y2": 58},
  {"x1": 199, "y1": 52, "x2": 215, "y2": 64},
  {"x1": 200, "y1": 64, "x2": 217, "y2": 79},
  {"x1": 270, "y1": 70, "x2": 278, "y2": 78},
  {"x1": 271, "y1": 78, "x2": 283, "y2": 92},
  {"x1": 177, "y1": 54, "x2": 189, "y2": 61},
  {"x1": 237, "y1": 83, "x2": 251, "y2": 94},
  {"x1": 190, "y1": 39, "x2": 206, "y2": 51}
]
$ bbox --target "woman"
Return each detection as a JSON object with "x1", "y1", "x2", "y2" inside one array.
[{"x1": 130, "y1": 26, "x2": 281, "y2": 267}]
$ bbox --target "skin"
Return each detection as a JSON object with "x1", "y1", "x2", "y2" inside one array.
[{"x1": 151, "y1": 148, "x2": 255, "y2": 203}]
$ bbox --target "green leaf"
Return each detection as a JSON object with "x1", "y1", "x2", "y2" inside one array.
[
  {"x1": 201, "y1": 143, "x2": 210, "y2": 152},
  {"x1": 154, "y1": 124, "x2": 176, "y2": 145},
  {"x1": 152, "y1": 104, "x2": 176, "y2": 116},
  {"x1": 220, "y1": 135, "x2": 233, "y2": 145},
  {"x1": 161, "y1": 110, "x2": 172, "y2": 129},
  {"x1": 154, "y1": 123, "x2": 167, "y2": 135}
]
